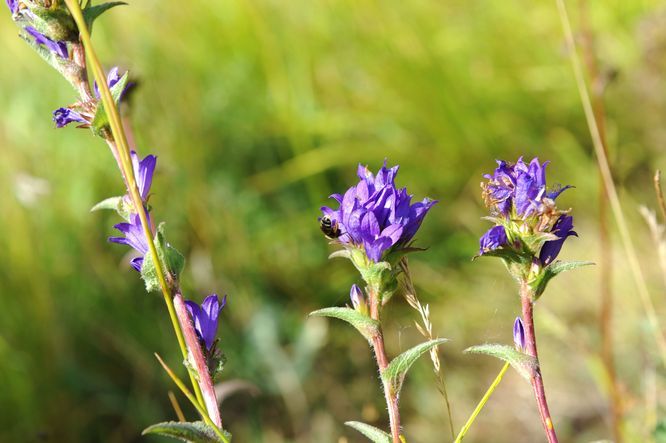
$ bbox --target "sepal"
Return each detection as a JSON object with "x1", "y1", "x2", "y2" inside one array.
[
  {"x1": 465, "y1": 343, "x2": 537, "y2": 380},
  {"x1": 140, "y1": 223, "x2": 186, "y2": 292},
  {"x1": 528, "y1": 260, "x2": 594, "y2": 300},
  {"x1": 142, "y1": 421, "x2": 231, "y2": 443},
  {"x1": 90, "y1": 195, "x2": 132, "y2": 220},
  {"x1": 91, "y1": 70, "x2": 129, "y2": 136},
  {"x1": 309, "y1": 307, "x2": 379, "y2": 342},
  {"x1": 344, "y1": 421, "x2": 391, "y2": 443}
]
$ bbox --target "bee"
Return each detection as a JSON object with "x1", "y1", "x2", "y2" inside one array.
[{"x1": 319, "y1": 215, "x2": 342, "y2": 239}]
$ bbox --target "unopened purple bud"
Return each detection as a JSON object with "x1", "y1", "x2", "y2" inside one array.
[
  {"x1": 350, "y1": 284, "x2": 364, "y2": 310},
  {"x1": 513, "y1": 317, "x2": 525, "y2": 351}
]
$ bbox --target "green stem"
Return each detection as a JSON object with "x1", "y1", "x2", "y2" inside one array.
[
  {"x1": 62, "y1": 0, "x2": 208, "y2": 413},
  {"x1": 453, "y1": 362, "x2": 509, "y2": 443}
]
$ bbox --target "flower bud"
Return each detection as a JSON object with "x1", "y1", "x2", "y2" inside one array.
[
  {"x1": 350, "y1": 284, "x2": 367, "y2": 314},
  {"x1": 513, "y1": 317, "x2": 525, "y2": 351}
]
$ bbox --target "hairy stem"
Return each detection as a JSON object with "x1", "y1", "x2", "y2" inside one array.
[
  {"x1": 173, "y1": 292, "x2": 222, "y2": 427},
  {"x1": 520, "y1": 282, "x2": 558, "y2": 443},
  {"x1": 369, "y1": 287, "x2": 402, "y2": 443},
  {"x1": 453, "y1": 362, "x2": 510, "y2": 443}
]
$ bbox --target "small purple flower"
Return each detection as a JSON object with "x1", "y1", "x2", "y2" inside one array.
[
  {"x1": 94, "y1": 67, "x2": 129, "y2": 100},
  {"x1": 53, "y1": 107, "x2": 87, "y2": 128},
  {"x1": 539, "y1": 215, "x2": 577, "y2": 265},
  {"x1": 513, "y1": 317, "x2": 526, "y2": 351},
  {"x1": 108, "y1": 212, "x2": 151, "y2": 271},
  {"x1": 320, "y1": 161, "x2": 437, "y2": 262},
  {"x1": 483, "y1": 157, "x2": 570, "y2": 218},
  {"x1": 186, "y1": 294, "x2": 226, "y2": 351},
  {"x1": 350, "y1": 284, "x2": 364, "y2": 310},
  {"x1": 479, "y1": 225, "x2": 508, "y2": 255},
  {"x1": 130, "y1": 150, "x2": 156, "y2": 201},
  {"x1": 24, "y1": 26, "x2": 68, "y2": 60},
  {"x1": 6, "y1": 0, "x2": 18, "y2": 14}
]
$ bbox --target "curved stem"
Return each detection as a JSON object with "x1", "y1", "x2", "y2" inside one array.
[
  {"x1": 453, "y1": 362, "x2": 509, "y2": 443},
  {"x1": 520, "y1": 282, "x2": 558, "y2": 443},
  {"x1": 368, "y1": 287, "x2": 402, "y2": 443}
]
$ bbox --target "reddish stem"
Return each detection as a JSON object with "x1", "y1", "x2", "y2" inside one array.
[
  {"x1": 369, "y1": 287, "x2": 401, "y2": 443},
  {"x1": 520, "y1": 282, "x2": 559, "y2": 443},
  {"x1": 173, "y1": 292, "x2": 222, "y2": 428}
]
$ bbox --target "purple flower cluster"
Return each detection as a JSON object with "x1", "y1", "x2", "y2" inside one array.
[
  {"x1": 479, "y1": 157, "x2": 577, "y2": 264},
  {"x1": 320, "y1": 162, "x2": 436, "y2": 262},
  {"x1": 108, "y1": 151, "x2": 157, "y2": 271},
  {"x1": 25, "y1": 26, "x2": 68, "y2": 59},
  {"x1": 186, "y1": 294, "x2": 226, "y2": 351}
]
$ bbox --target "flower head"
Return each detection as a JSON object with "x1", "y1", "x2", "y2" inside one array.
[
  {"x1": 24, "y1": 26, "x2": 68, "y2": 59},
  {"x1": 513, "y1": 317, "x2": 525, "y2": 351},
  {"x1": 53, "y1": 107, "x2": 87, "y2": 128},
  {"x1": 130, "y1": 150, "x2": 156, "y2": 201},
  {"x1": 108, "y1": 212, "x2": 151, "y2": 271},
  {"x1": 320, "y1": 161, "x2": 437, "y2": 262},
  {"x1": 479, "y1": 157, "x2": 576, "y2": 265},
  {"x1": 186, "y1": 294, "x2": 226, "y2": 351}
]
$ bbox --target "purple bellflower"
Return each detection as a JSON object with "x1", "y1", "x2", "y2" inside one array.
[
  {"x1": 479, "y1": 157, "x2": 575, "y2": 264},
  {"x1": 108, "y1": 212, "x2": 151, "y2": 271},
  {"x1": 130, "y1": 150, "x2": 157, "y2": 201},
  {"x1": 320, "y1": 161, "x2": 437, "y2": 262},
  {"x1": 53, "y1": 107, "x2": 87, "y2": 128},
  {"x1": 186, "y1": 294, "x2": 226, "y2": 351},
  {"x1": 513, "y1": 317, "x2": 526, "y2": 351},
  {"x1": 25, "y1": 26, "x2": 68, "y2": 59}
]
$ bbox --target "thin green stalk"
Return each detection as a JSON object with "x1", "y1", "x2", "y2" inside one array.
[
  {"x1": 62, "y1": 0, "x2": 207, "y2": 409},
  {"x1": 555, "y1": 0, "x2": 666, "y2": 366},
  {"x1": 155, "y1": 354, "x2": 230, "y2": 443},
  {"x1": 453, "y1": 362, "x2": 510, "y2": 443}
]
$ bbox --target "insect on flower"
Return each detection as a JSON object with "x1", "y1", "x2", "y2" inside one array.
[{"x1": 319, "y1": 214, "x2": 342, "y2": 239}]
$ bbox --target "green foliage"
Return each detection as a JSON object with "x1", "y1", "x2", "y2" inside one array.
[
  {"x1": 82, "y1": 1, "x2": 126, "y2": 31},
  {"x1": 142, "y1": 421, "x2": 230, "y2": 443},
  {"x1": 140, "y1": 223, "x2": 185, "y2": 292},
  {"x1": 381, "y1": 338, "x2": 447, "y2": 397},
  {"x1": 530, "y1": 261, "x2": 595, "y2": 300},
  {"x1": 91, "y1": 71, "x2": 129, "y2": 136},
  {"x1": 309, "y1": 307, "x2": 379, "y2": 341},
  {"x1": 344, "y1": 421, "x2": 391, "y2": 443},
  {"x1": 465, "y1": 344, "x2": 537, "y2": 380}
]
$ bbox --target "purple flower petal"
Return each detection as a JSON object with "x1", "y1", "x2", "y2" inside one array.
[
  {"x1": 6, "y1": 0, "x2": 18, "y2": 14},
  {"x1": 186, "y1": 294, "x2": 226, "y2": 351},
  {"x1": 108, "y1": 213, "x2": 151, "y2": 271},
  {"x1": 539, "y1": 215, "x2": 577, "y2": 265},
  {"x1": 53, "y1": 107, "x2": 87, "y2": 128},
  {"x1": 25, "y1": 26, "x2": 68, "y2": 59},
  {"x1": 513, "y1": 317, "x2": 525, "y2": 350},
  {"x1": 130, "y1": 150, "x2": 157, "y2": 201},
  {"x1": 479, "y1": 225, "x2": 508, "y2": 255}
]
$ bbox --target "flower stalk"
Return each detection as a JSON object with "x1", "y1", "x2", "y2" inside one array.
[
  {"x1": 520, "y1": 281, "x2": 558, "y2": 443},
  {"x1": 62, "y1": 0, "x2": 221, "y2": 426}
]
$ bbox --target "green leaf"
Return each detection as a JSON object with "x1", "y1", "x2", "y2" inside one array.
[
  {"x1": 142, "y1": 421, "x2": 230, "y2": 443},
  {"x1": 140, "y1": 223, "x2": 186, "y2": 292},
  {"x1": 345, "y1": 421, "x2": 391, "y2": 443},
  {"x1": 83, "y1": 1, "x2": 127, "y2": 31},
  {"x1": 309, "y1": 307, "x2": 379, "y2": 341},
  {"x1": 465, "y1": 343, "x2": 537, "y2": 380},
  {"x1": 91, "y1": 71, "x2": 129, "y2": 136},
  {"x1": 91, "y1": 196, "x2": 122, "y2": 212},
  {"x1": 381, "y1": 338, "x2": 447, "y2": 396},
  {"x1": 531, "y1": 260, "x2": 594, "y2": 299}
]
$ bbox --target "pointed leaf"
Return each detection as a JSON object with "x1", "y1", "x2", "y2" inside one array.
[
  {"x1": 142, "y1": 421, "x2": 230, "y2": 443},
  {"x1": 309, "y1": 307, "x2": 379, "y2": 341},
  {"x1": 465, "y1": 343, "x2": 537, "y2": 380},
  {"x1": 83, "y1": 2, "x2": 127, "y2": 30},
  {"x1": 91, "y1": 196, "x2": 122, "y2": 212},
  {"x1": 381, "y1": 338, "x2": 447, "y2": 396},
  {"x1": 329, "y1": 249, "x2": 351, "y2": 260},
  {"x1": 345, "y1": 421, "x2": 390, "y2": 443},
  {"x1": 531, "y1": 260, "x2": 594, "y2": 299}
]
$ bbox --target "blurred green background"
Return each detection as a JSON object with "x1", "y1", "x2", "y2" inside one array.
[{"x1": 2, "y1": 0, "x2": 666, "y2": 442}]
